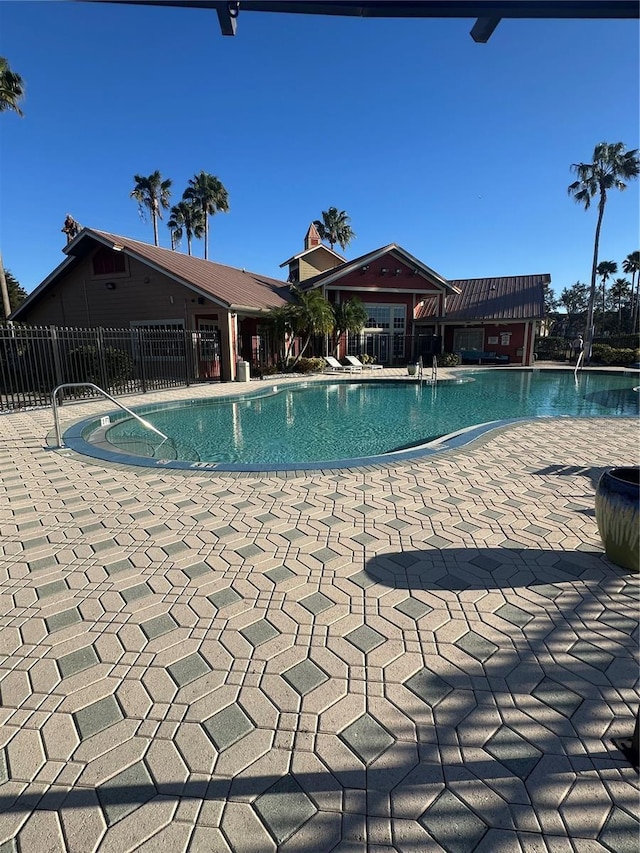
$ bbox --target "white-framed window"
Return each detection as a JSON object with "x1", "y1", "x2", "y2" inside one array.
[
  {"x1": 130, "y1": 320, "x2": 186, "y2": 358},
  {"x1": 453, "y1": 328, "x2": 484, "y2": 352},
  {"x1": 364, "y1": 304, "x2": 406, "y2": 333}
]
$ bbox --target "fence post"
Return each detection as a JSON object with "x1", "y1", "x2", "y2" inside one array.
[
  {"x1": 136, "y1": 328, "x2": 147, "y2": 393},
  {"x1": 49, "y1": 325, "x2": 63, "y2": 390},
  {"x1": 184, "y1": 330, "x2": 191, "y2": 387}
]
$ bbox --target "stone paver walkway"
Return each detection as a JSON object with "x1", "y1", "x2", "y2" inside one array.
[{"x1": 0, "y1": 375, "x2": 639, "y2": 852}]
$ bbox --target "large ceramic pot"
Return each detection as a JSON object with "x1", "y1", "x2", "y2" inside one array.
[{"x1": 595, "y1": 467, "x2": 640, "y2": 573}]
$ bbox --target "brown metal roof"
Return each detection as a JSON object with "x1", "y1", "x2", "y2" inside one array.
[
  {"x1": 87, "y1": 230, "x2": 292, "y2": 311},
  {"x1": 414, "y1": 274, "x2": 549, "y2": 322}
]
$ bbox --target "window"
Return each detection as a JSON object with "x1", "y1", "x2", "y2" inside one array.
[
  {"x1": 92, "y1": 248, "x2": 127, "y2": 277},
  {"x1": 453, "y1": 329, "x2": 484, "y2": 351},
  {"x1": 364, "y1": 304, "x2": 405, "y2": 332}
]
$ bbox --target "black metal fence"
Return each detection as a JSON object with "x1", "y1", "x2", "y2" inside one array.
[
  {"x1": 0, "y1": 325, "x2": 221, "y2": 411},
  {"x1": 247, "y1": 331, "x2": 443, "y2": 371}
]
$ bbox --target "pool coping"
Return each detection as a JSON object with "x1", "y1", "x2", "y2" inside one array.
[{"x1": 59, "y1": 371, "x2": 640, "y2": 473}]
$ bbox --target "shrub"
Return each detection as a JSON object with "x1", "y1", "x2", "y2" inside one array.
[
  {"x1": 292, "y1": 357, "x2": 325, "y2": 374},
  {"x1": 591, "y1": 344, "x2": 639, "y2": 366},
  {"x1": 67, "y1": 345, "x2": 134, "y2": 387},
  {"x1": 436, "y1": 352, "x2": 460, "y2": 367},
  {"x1": 358, "y1": 353, "x2": 374, "y2": 364}
]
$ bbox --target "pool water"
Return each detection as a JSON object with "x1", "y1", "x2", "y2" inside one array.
[{"x1": 99, "y1": 371, "x2": 639, "y2": 467}]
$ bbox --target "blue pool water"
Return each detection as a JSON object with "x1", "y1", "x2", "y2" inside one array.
[{"x1": 86, "y1": 370, "x2": 639, "y2": 469}]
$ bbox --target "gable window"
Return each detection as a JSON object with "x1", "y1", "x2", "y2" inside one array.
[{"x1": 92, "y1": 248, "x2": 127, "y2": 277}]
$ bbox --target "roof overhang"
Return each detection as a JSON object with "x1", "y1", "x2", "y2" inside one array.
[{"x1": 78, "y1": 2, "x2": 639, "y2": 44}]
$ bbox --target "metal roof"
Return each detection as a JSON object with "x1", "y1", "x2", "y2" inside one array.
[{"x1": 415, "y1": 273, "x2": 549, "y2": 321}]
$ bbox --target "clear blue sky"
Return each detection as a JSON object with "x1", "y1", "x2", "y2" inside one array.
[{"x1": 2, "y1": 2, "x2": 639, "y2": 301}]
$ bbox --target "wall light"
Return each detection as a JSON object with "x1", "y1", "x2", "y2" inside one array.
[
  {"x1": 380, "y1": 267, "x2": 389, "y2": 275},
  {"x1": 105, "y1": 282, "x2": 116, "y2": 290},
  {"x1": 394, "y1": 268, "x2": 402, "y2": 276},
  {"x1": 411, "y1": 268, "x2": 420, "y2": 275},
  {"x1": 361, "y1": 265, "x2": 370, "y2": 273}
]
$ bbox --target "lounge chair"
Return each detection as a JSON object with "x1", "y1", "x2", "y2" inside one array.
[
  {"x1": 324, "y1": 355, "x2": 361, "y2": 373},
  {"x1": 345, "y1": 355, "x2": 383, "y2": 370}
]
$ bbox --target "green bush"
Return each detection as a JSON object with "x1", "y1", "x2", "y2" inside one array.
[
  {"x1": 436, "y1": 352, "x2": 460, "y2": 367},
  {"x1": 358, "y1": 353, "x2": 375, "y2": 364},
  {"x1": 590, "y1": 344, "x2": 639, "y2": 366},
  {"x1": 67, "y1": 345, "x2": 134, "y2": 387},
  {"x1": 293, "y1": 357, "x2": 325, "y2": 374}
]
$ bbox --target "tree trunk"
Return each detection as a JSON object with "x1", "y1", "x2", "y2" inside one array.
[
  {"x1": 0, "y1": 252, "x2": 11, "y2": 320},
  {"x1": 187, "y1": 235, "x2": 192, "y2": 256},
  {"x1": 204, "y1": 213, "x2": 209, "y2": 260},
  {"x1": 152, "y1": 212, "x2": 159, "y2": 247},
  {"x1": 584, "y1": 192, "x2": 606, "y2": 364}
]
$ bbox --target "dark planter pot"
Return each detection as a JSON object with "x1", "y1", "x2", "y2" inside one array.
[{"x1": 595, "y1": 467, "x2": 640, "y2": 573}]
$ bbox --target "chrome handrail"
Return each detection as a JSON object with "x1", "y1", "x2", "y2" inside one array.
[
  {"x1": 432, "y1": 355, "x2": 438, "y2": 383},
  {"x1": 417, "y1": 355, "x2": 424, "y2": 386},
  {"x1": 51, "y1": 383, "x2": 169, "y2": 449}
]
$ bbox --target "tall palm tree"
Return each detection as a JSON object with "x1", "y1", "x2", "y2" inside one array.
[
  {"x1": 313, "y1": 208, "x2": 356, "y2": 251},
  {"x1": 183, "y1": 171, "x2": 229, "y2": 260},
  {"x1": 622, "y1": 250, "x2": 640, "y2": 330},
  {"x1": 167, "y1": 201, "x2": 205, "y2": 255},
  {"x1": 568, "y1": 142, "x2": 640, "y2": 362},
  {"x1": 596, "y1": 260, "x2": 617, "y2": 330},
  {"x1": 609, "y1": 278, "x2": 631, "y2": 330},
  {"x1": 0, "y1": 57, "x2": 24, "y2": 116},
  {"x1": 130, "y1": 171, "x2": 172, "y2": 247}
]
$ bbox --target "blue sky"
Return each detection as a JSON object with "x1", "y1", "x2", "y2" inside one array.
[{"x1": 2, "y1": 2, "x2": 639, "y2": 300}]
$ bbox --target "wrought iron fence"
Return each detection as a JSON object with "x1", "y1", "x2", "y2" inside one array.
[
  {"x1": 0, "y1": 325, "x2": 221, "y2": 411},
  {"x1": 247, "y1": 332, "x2": 443, "y2": 372}
]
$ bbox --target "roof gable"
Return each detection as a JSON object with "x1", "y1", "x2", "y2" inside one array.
[
  {"x1": 299, "y1": 244, "x2": 460, "y2": 294},
  {"x1": 13, "y1": 228, "x2": 293, "y2": 318}
]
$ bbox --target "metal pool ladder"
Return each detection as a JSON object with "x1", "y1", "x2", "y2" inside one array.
[
  {"x1": 51, "y1": 383, "x2": 169, "y2": 450},
  {"x1": 416, "y1": 356, "x2": 437, "y2": 388}
]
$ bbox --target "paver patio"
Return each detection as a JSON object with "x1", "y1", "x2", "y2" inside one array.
[{"x1": 0, "y1": 370, "x2": 638, "y2": 852}]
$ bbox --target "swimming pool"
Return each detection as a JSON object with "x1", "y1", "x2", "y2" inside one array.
[{"x1": 66, "y1": 370, "x2": 639, "y2": 471}]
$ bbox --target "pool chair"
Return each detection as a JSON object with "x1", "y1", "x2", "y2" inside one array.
[
  {"x1": 324, "y1": 355, "x2": 361, "y2": 373},
  {"x1": 345, "y1": 355, "x2": 383, "y2": 370}
]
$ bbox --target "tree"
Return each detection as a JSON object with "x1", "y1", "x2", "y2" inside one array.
[
  {"x1": 0, "y1": 57, "x2": 24, "y2": 116},
  {"x1": 289, "y1": 286, "x2": 335, "y2": 365},
  {"x1": 608, "y1": 278, "x2": 631, "y2": 330},
  {"x1": 167, "y1": 201, "x2": 205, "y2": 255},
  {"x1": 568, "y1": 142, "x2": 640, "y2": 362},
  {"x1": 313, "y1": 207, "x2": 356, "y2": 251},
  {"x1": 130, "y1": 171, "x2": 172, "y2": 247},
  {"x1": 595, "y1": 260, "x2": 617, "y2": 328},
  {"x1": 332, "y1": 297, "x2": 368, "y2": 356},
  {"x1": 622, "y1": 250, "x2": 640, "y2": 330},
  {"x1": 183, "y1": 171, "x2": 229, "y2": 260},
  {"x1": 560, "y1": 281, "x2": 589, "y2": 335},
  {"x1": 0, "y1": 57, "x2": 25, "y2": 317},
  {"x1": 4, "y1": 269, "x2": 27, "y2": 313}
]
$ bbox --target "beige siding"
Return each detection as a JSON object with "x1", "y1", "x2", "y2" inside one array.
[
  {"x1": 22, "y1": 253, "x2": 228, "y2": 329},
  {"x1": 299, "y1": 248, "x2": 342, "y2": 281}
]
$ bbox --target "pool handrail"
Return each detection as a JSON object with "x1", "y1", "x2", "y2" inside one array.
[{"x1": 51, "y1": 383, "x2": 169, "y2": 450}]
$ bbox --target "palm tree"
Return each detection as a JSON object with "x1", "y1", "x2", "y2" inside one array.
[
  {"x1": 568, "y1": 142, "x2": 640, "y2": 362},
  {"x1": 183, "y1": 171, "x2": 229, "y2": 260},
  {"x1": 313, "y1": 208, "x2": 356, "y2": 251},
  {"x1": 167, "y1": 201, "x2": 205, "y2": 255},
  {"x1": 0, "y1": 57, "x2": 24, "y2": 116},
  {"x1": 609, "y1": 278, "x2": 631, "y2": 330},
  {"x1": 130, "y1": 171, "x2": 172, "y2": 247},
  {"x1": 289, "y1": 286, "x2": 335, "y2": 365},
  {"x1": 596, "y1": 260, "x2": 617, "y2": 331},
  {"x1": 332, "y1": 297, "x2": 368, "y2": 356},
  {"x1": 622, "y1": 250, "x2": 640, "y2": 330}
]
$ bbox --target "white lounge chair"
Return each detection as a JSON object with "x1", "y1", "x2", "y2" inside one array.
[
  {"x1": 345, "y1": 355, "x2": 383, "y2": 370},
  {"x1": 324, "y1": 355, "x2": 361, "y2": 373}
]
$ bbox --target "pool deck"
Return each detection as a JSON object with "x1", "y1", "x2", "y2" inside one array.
[{"x1": 1, "y1": 366, "x2": 639, "y2": 852}]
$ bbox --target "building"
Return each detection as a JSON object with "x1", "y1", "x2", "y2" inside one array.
[{"x1": 11, "y1": 226, "x2": 548, "y2": 378}]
